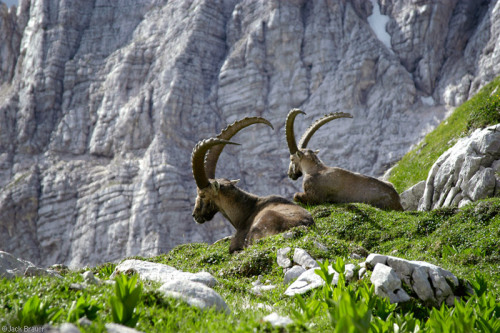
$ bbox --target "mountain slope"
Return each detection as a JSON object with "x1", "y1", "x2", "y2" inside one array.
[{"x1": 0, "y1": 0, "x2": 499, "y2": 267}]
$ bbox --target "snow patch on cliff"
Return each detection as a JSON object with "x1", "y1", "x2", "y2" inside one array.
[{"x1": 368, "y1": 0, "x2": 393, "y2": 53}]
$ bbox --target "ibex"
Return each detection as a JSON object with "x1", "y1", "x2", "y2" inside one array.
[
  {"x1": 285, "y1": 109, "x2": 403, "y2": 211},
  {"x1": 192, "y1": 117, "x2": 314, "y2": 253}
]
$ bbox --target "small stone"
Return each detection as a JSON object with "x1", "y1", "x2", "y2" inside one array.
[
  {"x1": 251, "y1": 284, "x2": 276, "y2": 295},
  {"x1": 82, "y1": 271, "x2": 100, "y2": 284},
  {"x1": 78, "y1": 316, "x2": 92, "y2": 327},
  {"x1": 69, "y1": 283, "x2": 85, "y2": 290},
  {"x1": 277, "y1": 247, "x2": 292, "y2": 268},
  {"x1": 344, "y1": 263, "x2": 356, "y2": 282},
  {"x1": 105, "y1": 323, "x2": 145, "y2": 333},
  {"x1": 285, "y1": 266, "x2": 337, "y2": 296},
  {"x1": 283, "y1": 265, "x2": 306, "y2": 284},
  {"x1": 252, "y1": 279, "x2": 263, "y2": 287},
  {"x1": 263, "y1": 312, "x2": 293, "y2": 327},
  {"x1": 314, "y1": 241, "x2": 328, "y2": 252},
  {"x1": 359, "y1": 267, "x2": 367, "y2": 279},
  {"x1": 293, "y1": 248, "x2": 318, "y2": 269}
]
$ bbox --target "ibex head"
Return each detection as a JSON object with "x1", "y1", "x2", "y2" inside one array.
[
  {"x1": 285, "y1": 109, "x2": 353, "y2": 180},
  {"x1": 191, "y1": 117, "x2": 273, "y2": 224}
]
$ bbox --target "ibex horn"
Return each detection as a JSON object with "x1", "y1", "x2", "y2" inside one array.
[
  {"x1": 285, "y1": 108, "x2": 306, "y2": 155},
  {"x1": 191, "y1": 138, "x2": 239, "y2": 189},
  {"x1": 298, "y1": 112, "x2": 353, "y2": 149},
  {"x1": 205, "y1": 117, "x2": 273, "y2": 179}
]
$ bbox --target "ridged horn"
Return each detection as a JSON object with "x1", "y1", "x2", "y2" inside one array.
[
  {"x1": 298, "y1": 112, "x2": 353, "y2": 149},
  {"x1": 285, "y1": 108, "x2": 306, "y2": 154},
  {"x1": 205, "y1": 117, "x2": 273, "y2": 179},
  {"x1": 192, "y1": 138, "x2": 239, "y2": 189}
]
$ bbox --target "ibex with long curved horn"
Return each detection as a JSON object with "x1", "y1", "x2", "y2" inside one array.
[
  {"x1": 192, "y1": 117, "x2": 314, "y2": 253},
  {"x1": 286, "y1": 109, "x2": 403, "y2": 211}
]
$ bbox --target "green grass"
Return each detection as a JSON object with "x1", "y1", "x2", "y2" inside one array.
[
  {"x1": 389, "y1": 76, "x2": 500, "y2": 193},
  {"x1": 1, "y1": 198, "x2": 499, "y2": 332},
  {"x1": 1, "y1": 77, "x2": 499, "y2": 332}
]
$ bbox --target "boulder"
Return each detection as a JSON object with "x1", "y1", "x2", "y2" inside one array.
[
  {"x1": 111, "y1": 259, "x2": 217, "y2": 287},
  {"x1": 366, "y1": 254, "x2": 459, "y2": 306},
  {"x1": 370, "y1": 263, "x2": 410, "y2": 304},
  {"x1": 0, "y1": 251, "x2": 61, "y2": 279},
  {"x1": 419, "y1": 124, "x2": 500, "y2": 210},
  {"x1": 159, "y1": 280, "x2": 229, "y2": 313},
  {"x1": 400, "y1": 181, "x2": 425, "y2": 211}
]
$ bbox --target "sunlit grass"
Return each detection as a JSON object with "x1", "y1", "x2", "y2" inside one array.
[{"x1": 390, "y1": 76, "x2": 500, "y2": 193}]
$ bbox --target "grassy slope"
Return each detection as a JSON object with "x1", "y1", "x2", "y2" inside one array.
[
  {"x1": 1, "y1": 78, "x2": 500, "y2": 331},
  {"x1": 1, "y1": 199, "x2": 499, "y2": 332},
  {"x1": 389, "y1": 76, "x2": 500, "y2": 193}
]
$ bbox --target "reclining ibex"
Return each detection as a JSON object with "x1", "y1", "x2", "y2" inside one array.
[
  {"x1": 285, "y1": 109, "x2": 403, "y2": 211},
  {"x1": 192, "y1": 117, "x2": 314, "y2": 253}
]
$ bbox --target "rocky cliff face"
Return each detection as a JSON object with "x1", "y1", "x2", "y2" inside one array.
[{"x1": 1, "y1": 0, "x2": 499, "y2": 267}]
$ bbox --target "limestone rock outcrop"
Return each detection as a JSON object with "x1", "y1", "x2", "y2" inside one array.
[
  {"x1": 1, "y1": 0, "x2": 500, "y2": 267},
  {"x1": 419, "y1": 124, "x2": 500, "y2": 210}
]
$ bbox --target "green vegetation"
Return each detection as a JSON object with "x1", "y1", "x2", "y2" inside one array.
[
  {"x1": 293, "y1": 258, "x2": 500, "y2": 332},
  {"x1": 0, "y1": 199, "x2": 499, "y2": 332},
  {"x1": 389, "y1": 76, "x2": 500, "y2": 193},
  {"x1": 109, "y1": 274, "x2": 143, "y2": 327},
  {"x1": 1, "y1": 77, "x2": 499, "y2": 332}
]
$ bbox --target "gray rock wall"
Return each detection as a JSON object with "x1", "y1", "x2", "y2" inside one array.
[{"x1": 0, "y1": 0, "x2": 499, "y2": 267}]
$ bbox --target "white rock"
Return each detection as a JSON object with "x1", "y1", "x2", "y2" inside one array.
[
  {"x1": 105, "y1": 323, "x2": 144, "y2": 333},
  {"x1": 365, "y1": 253, "x2": 388, "y2": 269},
  {"x1": 263, "y1": 312, "x2": 294, "y2": 327},
  {"x1": 400, "y1": 181, "x2": 425, "y2": 211},
  {"x1": 350, "y1": 253, "x2": 363, "y2": 260},
  {"x1": 367, "y1": 254, "x2": 459, "y2": 306},
  {"x1": 81, "y1": 271, "x2": 99, "y2": 284},
  {"x1": 277, "y1": 247, "x2": 292, "y2": 268},
  {"x1": 0, "y1": 251, "x2": 35, "y2": 278},
  {"x1": 283, "y1": 265, "x2": 306, "y2": 284},
  {"x1": 58, "y1": 323, "x2": 82, "y2": 333},
  {"x1": 370, "y1": 263, "x2": 410, "y2": 304},
  {"x1": 359, "y1": 267, "x2": 367, "y2": 279},
  {"x1": 159, "y1": 280, "x2": 229, "y2": 313},
  {"x1": 344, "y1": 263, "x2": 356, "y2": 282},
  {"x1": 293, "y1": 248, "x2": 318, "y2": 269},
  {"x1": 285, "y1": 266, "x2": 337, "y2": 296},
  {"x1": 251, "y1": 284, "x2": 277, "y2": 295},
  {"x1": 420, "y1": 124, "x2": 500, "y2": 210},
  {"x1": 112, "y1": 259, "x2": 217, "y2": 287}
]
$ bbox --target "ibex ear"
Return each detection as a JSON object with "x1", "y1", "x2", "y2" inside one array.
[
  {"x1": 210, "y1": 181, "x2": 220, "y2": 193},
  {"x1": 296, "y1": 151, "x2": 304, "y2": 158},
  {"x1": 314, "y1": 149, "x2": 320, "y2": 154},
  {"x1": 230, "y1": 179, "x2": 240, "y2": 185}
]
